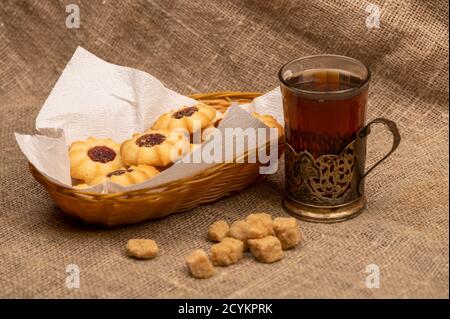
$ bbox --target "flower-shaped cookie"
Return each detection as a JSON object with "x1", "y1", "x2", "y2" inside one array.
[
  {"x1": 151, "y1": 103, "x2": 216, "y2": 134},
  {"x1": 120, "y1": 129, "x2": 190, "y2": 167},
  {"x1": 252, "y1": 112, "x2": 284, "y2": 137},
  {"x1": 89, "y1": 165, "x2": 159, "y2": 186},
  {"x1": 69, "y1": 137, "x2": 123, "y2": 184}
]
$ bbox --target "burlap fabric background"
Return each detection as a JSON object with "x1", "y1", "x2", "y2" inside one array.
[{"x1": 0, "y1": 0, "x2": 448, "y2": 298}]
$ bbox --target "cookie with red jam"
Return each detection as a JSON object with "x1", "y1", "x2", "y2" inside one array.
[
  {"x1": 151, "y1": 103, "x2": 216, "y2": 134},
  {"x1": 69, "y1": 137, "x2": 123, "y2": 184},
  {"x1": 120, "y1": 129, "x2": 190, "y2": 167},
  {"x1": 89, "y1": 164, "x2": 159, "y2": 186}
]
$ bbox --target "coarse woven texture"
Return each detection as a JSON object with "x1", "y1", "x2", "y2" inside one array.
[{"x1": 0, "y1": 0, "x2": 448, "y2": 298}]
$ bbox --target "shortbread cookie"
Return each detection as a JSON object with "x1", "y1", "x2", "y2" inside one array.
[
  {"x1": 120, "y1": 129, "x2": 190, "y2": 167},
  {"x1": 127, "y1": 239, "x2": 159, "y2": 259},
  {"x1": 210, "y1": 237, "x2": 244, "y2": 266},
  {"x1": 248, "y1": 236, "x2": 283, "y2": 264},
  {"x1": 252, "y1": 112, "x2": 284, "y2": 137},
  {"x1": 186, "y1": 249, "x2": 215, "y2": 279},
  {"x1": 198, "y1": 112, "x2": 227, "y2": 142},
  {"x1": 151, "y1": 103, "x2": 216, "y2": 134},
  {"x1": 273, "y1": 217, "x2": 301, "y2": 249},
  {"x1": 69, "y1": 137, "x2": 123, "y2": 184},
  {"x1": 89, "y1": 164, "x2": 159, "y2": 186}
]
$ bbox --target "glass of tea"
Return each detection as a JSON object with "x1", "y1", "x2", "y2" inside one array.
[{"x1": 279, "y1": 55, "x2": 400, "y2": 222}]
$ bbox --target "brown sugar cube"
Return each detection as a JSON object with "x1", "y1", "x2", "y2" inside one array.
[
  {"x1": 210, "y1": 237, "x2": 244, "y2": 266},
  {"x1": 127, "y1": 239, "x2": 159, "y2": 259},
  {"x1": 208, "y1": 220, "x2": 230, "y2": 242},
  {"x1": 247, "y1": 213, "x2": 274, "y2": 233},
  {"x1": 248, "y1": 236, "x2": 283, "y2": 264},
  {"x1": 229, "y1": 220, "x2": 250, "y2": 251},
  {"x1": 246, "y1": 213, "x2": 274, "y2": 238},
  {"x1": 185, "y1": 249, "x2": 215, "y2": 279},
  {"x1": 273, "y1": 217, "x2": 301, "y2": 249}
]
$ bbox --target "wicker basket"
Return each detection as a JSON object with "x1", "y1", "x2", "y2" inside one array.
[{"x1": 29, "y1": 92, "x2": 284, "y2": 227}]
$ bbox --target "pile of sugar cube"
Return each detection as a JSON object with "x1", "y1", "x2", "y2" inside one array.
[{"x1": 185, "y1": 213, "x2": 302, "y2": 279}]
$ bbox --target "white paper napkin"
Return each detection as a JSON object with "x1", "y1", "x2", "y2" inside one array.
[{"x1": 15, "y1": 47, "x2": 283, "y2": 193}]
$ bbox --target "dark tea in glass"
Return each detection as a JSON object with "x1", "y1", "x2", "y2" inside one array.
[
  {"x1": 282, "y1": 69, "x2": 367, "y2": 157},
  {"x1": 279, "y1": 55, "x2": 400, "y2": 223}
]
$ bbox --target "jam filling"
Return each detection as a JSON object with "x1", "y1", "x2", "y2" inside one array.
[
  {"x1": 172, "y1": 106, "x2": 198, "y2": 119},
  {"x1": 87, "y1": 146, "x2": 116, "y2": 163},
  {"x1": 136, "y1": 133, "x2": 166, "y2": 147},
  {"x1": 106, "y1": 168, "x2": 133, "y2": 178}
]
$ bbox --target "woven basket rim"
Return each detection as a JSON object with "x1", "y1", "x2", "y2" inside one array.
[
  {"x1": 28, "y1": 91, "x2": 284, "y2": 200},
  {"x1": 29, "y1": 137, "x2": 280, "y2": 198},
  {"x1": 26, "y1": 91, "x2": 288, "y2": 226}
]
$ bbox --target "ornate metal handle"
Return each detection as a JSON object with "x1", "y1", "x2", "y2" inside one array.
[{"x1": 358, "y1": 117, "x2": 401, "y2": 180}]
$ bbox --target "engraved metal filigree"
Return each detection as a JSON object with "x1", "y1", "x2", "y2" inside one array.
[
  {"x1": 285, "y1": 140, "x2": 357, "y2": 205},
  {"x1": 283, "y1": 118, "x2": 400, "y2": 220}
]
